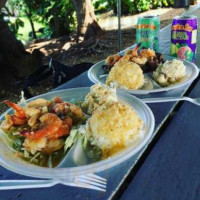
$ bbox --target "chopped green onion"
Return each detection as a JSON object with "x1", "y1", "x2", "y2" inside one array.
[{"x1": 12, "y1": 138, "x2": 24, "y2": 152}]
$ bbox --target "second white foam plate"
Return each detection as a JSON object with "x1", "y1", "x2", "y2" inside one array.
[{"x1": 88, "y1": 55, "x2": 199, "y2": 95}]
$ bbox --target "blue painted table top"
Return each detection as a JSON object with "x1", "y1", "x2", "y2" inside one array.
[{"x1": 1, "y1": 6, "x2": 200, "y2": 200}]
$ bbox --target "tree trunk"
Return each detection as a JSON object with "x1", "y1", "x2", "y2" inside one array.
[
  {"x1": 72, "y1": 0, "x2": 98, "y2": 39},
  {"x1": 50, "y1": 6, "x2": 66, "y2": 37},
  {"x1": 0, "y1": 0, "x2": 43, "y2": 94},
  {"x1": 0, "y1": 19, "x2": 42, "y2": 86},
  {"x1": 28, "y1": 16, "x2": 37, "y2": 39},
  {"x1": 25, "y1": 4, "x2": 37, "y2": 40},
  {"x1": 64, "y1": 0, "x2": 105, "y2": 56}
]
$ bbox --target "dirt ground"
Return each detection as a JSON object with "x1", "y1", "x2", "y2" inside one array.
[{"x1": 0, "y1": 8, "x2": 185, "y2": 114}]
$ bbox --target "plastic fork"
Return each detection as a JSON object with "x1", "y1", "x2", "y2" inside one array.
[
  {"x1": 142, "y1": 96, "x2": 200, "y2": 106},
  {"x1": 0, "y1": 173, "x2": 106, "y2": 192}
]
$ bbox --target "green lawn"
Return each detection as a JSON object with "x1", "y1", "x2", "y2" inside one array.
[{"x1": 9, "y1": 16, "x2": 46, "y2": 42}]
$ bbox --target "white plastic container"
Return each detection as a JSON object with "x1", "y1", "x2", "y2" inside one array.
[{"x1": 0, "y1": 88, "x2": 154, "y2": 179}]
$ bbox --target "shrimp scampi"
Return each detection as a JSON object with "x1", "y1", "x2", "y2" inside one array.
[
  {"x1": 0, "y1": 96, "x2": 85, "y2": 167},
  {"x1": 103, "y1": 43, "x2": 163, "y2": 74}
]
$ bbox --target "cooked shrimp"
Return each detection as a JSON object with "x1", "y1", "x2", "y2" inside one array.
[
  {"x1": 112, "y1": 55, "x2": 121, "y2": 66},
  {"x1": 28, "y1": 115, "x2": 40, "y2": 128},
  {"x1": 24, "y1": 108, "x2": 41, "y2": 118},
  {"x1": 105, "y1": 55, "x2": 121, "y2": 66},
  {"x1": 22, "y1": 113, "x2": 62, "y2": 140},
  {"x1": 125, "y1": 49, "x2": 132, "y2": 55},
  {"x1": 52, "y1": 96, "x2": 63, "y2": 104},
  {"x1": 0, "y1": 115, "x2": 13, "y2": 130},
  {"x1": 132, "y1": 43, "x2": 141, "y2": 57},
  {"x1": 121, "y1": 55, "x2": 133, "y2": 61},
  {"x1": 23, "y1": 137, "x2": 47, "y2": 154},
  {"x1": 3, "y1": 101, "x2": 27, "y2": 127},
  {"x1": 42, "y1": 139, "x2": 65, "y2": 154},
  {"x1": 140, "y1": 49, "x2": 155, "y2": 58},
  {"x1": 24, "y1": 107, "x2": 41, "y2": 127},
  {"x1": 50, "y1": 117, "x2": 72, "y2": 139},
  {"x1": 27, "y1": 98, "x2": 51, "y2": 109},
  {"x1": 53, "y1": 102, "x2": 83, "y2": 123},
  {"x1": 23, "y1": 107, "x2": 42, "y2": 128},
  {"x1": 53, "y1": 102, "x2": 69, "y2": 114},
  {"x1": 23, "y1": 116, "x2": 71, "y2": 154},
  {"x1": 10, "y1": 115, "x2": 27, "y2": 125},
  {"x1": 23, "y1": 137, "x2": 65, "y2": 154},
  {"x1": 132, "y1": 56, "x2": 147, "y2": 65},
  {"x1": 4, "y1": 100, "x2": 26, "y2": 119},
  {"x1": 67, "y1": 103, "x2": 83, "y2": 123},
  {"x1": 105, "y1": 55, "x2": 114, "y2": 65}
]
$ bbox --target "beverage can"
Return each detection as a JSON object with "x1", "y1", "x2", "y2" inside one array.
[
  {"x1": 170, "y1": 15, "x2": 198, "y2": 62},
  {"x1": 136, "y1": 15, "x2": 160, "y2": 52}
]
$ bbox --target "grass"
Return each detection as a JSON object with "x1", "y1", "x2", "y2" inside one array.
[{"x1": 8, "y1": 16, "x2": 46, "y2": 43}]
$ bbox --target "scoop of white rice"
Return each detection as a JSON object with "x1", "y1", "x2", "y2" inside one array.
[
  {"x1": 87, "y1": 102, "x2": 143, "y2": 158},
  {"x1": 106, "y1": 60, "x2": 144, "y2": 90}
]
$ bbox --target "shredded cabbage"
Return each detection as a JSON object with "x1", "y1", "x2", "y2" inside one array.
[
  {"x1": 30, "y1": 152, "x2": 40, "y2": 163},
  {"x1": 64, "y1": 129, "x2": 79, "y2": 152}
]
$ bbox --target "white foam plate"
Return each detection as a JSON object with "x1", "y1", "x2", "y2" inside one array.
[
  {"x1": 0, "y1": 88, "x2": 154, "y2": 178},
  {"x1": 88, "y1": 55, "x2": 199, "y2": 94}
]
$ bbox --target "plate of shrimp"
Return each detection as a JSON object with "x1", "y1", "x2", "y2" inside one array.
[
  {"x1": 88, "y1": 44, "x2": 199, "y2": 94},
  {"x1": 0, "y1": 96, "x2": 85, "y2": 168},
  {"x1": 0, "y1": 86, "x2": 154, "y2": 178}
]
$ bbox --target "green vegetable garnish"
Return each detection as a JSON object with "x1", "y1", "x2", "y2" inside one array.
[
  {"x1": 12, "y1": 136, "x2": 25, "y2": 152},
  {"x1": 64, "y1": 129, "x2": 79, "y2": 152}
]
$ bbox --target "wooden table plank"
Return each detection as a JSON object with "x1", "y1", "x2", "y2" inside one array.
[{"x1": 120, "y1": 65, "x2": 200, "y2": 200}]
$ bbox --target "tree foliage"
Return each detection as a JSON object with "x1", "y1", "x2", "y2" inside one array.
[
  {"x1": 1, "y1": 0, "x2": 175, "y2": 41},
  {"x1": 2, "y1": 0, "x2": 76, "y2": 39},
  {"x1": 95, "y1": 0, "x2": 175, "y2": 15},
  {"x1": 35, "y1": 0, "x2": 76, "y2": 37}
]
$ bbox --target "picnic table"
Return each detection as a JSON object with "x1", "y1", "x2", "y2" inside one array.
[{"x1": 1, "y1": 6, "x2": 200, "y2": 200}]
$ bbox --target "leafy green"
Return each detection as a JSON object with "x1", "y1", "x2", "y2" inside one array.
[
  {"x1": 82, "y1": 135, "x2": 101, "y2": 161},
  {"x1": 47, "y1": 155, "x2": 53, "y2": 168},
  {"x1": 12, "y1": 136, "x2": 25, "y2": 152},
  {"x1": 24, "y1": 149, "x2": 30, "y2": 158},
  {"x1": 64, "y1": 129, "x2": 79, "y2": 152},
  {"x1": 104, "y1": 0, "x2": 174, "y2": 15},
  {"x1": 2, "y1": 0, "x2": 175, "y2": 41},
  {"x1": 30, "y1": 152, "x2": 41, "y2": 163},
  {"x1": 64, "y1": 128, "x2": 101, "y2": 162}
]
